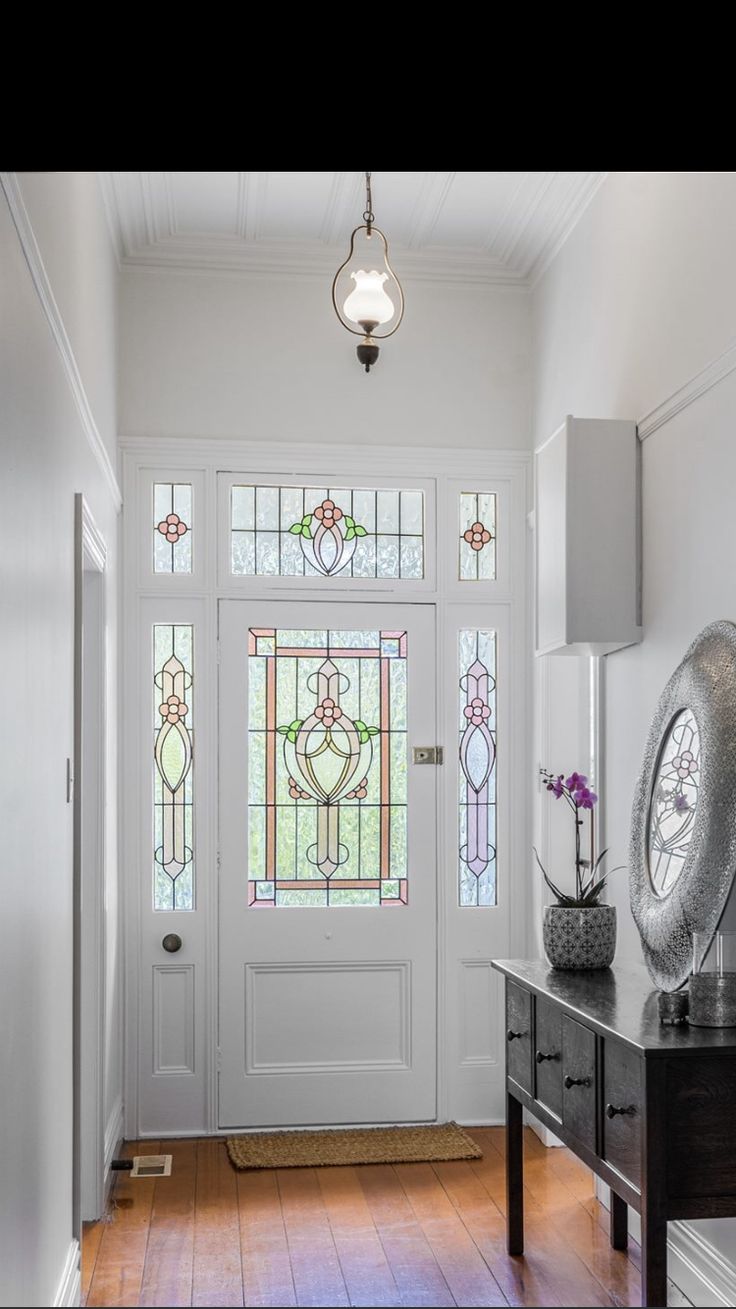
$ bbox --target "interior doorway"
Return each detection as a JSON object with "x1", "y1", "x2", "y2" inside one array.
[{"x1": 73, "y1": 495, "x2": 107, "y2": 1225}]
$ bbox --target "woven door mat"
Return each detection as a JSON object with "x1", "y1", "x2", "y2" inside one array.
[{"x1": 226, "y1": 1122, "x2": 482, "y2": 1170}]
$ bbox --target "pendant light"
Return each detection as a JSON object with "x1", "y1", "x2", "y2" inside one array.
[{"x1": 331, "y1": 172, "x2": 404, "y2": 372}]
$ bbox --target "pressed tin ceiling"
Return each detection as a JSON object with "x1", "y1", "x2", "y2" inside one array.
[{"x1": 101, "y1": 171, "x2": 606, "y2": 286}]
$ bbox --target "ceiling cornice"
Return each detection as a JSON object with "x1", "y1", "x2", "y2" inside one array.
[
  {"x1": 117, "y1": 237, "x2": 527, "y2": 286},
  {"x1": 104, "y1": 171, "x2": 609, "y2": 289}
]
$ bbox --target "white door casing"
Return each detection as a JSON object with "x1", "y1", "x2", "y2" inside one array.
[
  {"x1": 218, "y1": 600, "x2": 437, "y2": 1128},
  {"x1": 121, "y1": 444, "x2": 530, "y2": 1139}
]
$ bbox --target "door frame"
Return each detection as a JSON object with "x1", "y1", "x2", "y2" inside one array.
[
  {"x1": 73, "y1": 494, "x2": 108, "y2": 1225},
  {"x1": 122, "y1": 438, "x2": 532, "y2": 1138}
]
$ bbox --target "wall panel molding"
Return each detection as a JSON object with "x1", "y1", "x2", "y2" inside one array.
[
  {"x1": 0, "y1": 172, "x2": 122, "y2": 510},
  {"x1": 638, "y1": 339, "x2": 736, "y2": 442}
]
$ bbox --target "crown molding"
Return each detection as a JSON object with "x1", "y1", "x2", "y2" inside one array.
[
  {"x1": 117, "y1": 235, "x2": 528, "y2": 286},
  {"x1": 1, "y1": 173, "x2": 122, "y2": 510},
  {"x1": 527, "y1": 171, "x2": 608, "y2": 286},
  {"x1": 98, "y1": 172, "x2": 123, "y2": 269}
]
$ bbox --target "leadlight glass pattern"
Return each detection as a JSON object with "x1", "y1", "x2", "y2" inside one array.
[
  {"x1": 231, "y1": 485, "x2": 424, "y2": 580},
  {"x1": 648, "y1": 708, "x2": 700, "y2": 897},
  {"x1": 154, "y1": 483, "x2": 192, "y2": 573},
  {"x1": 459, "y1": 492, "x2": 496, "y2": 581},
  {"x1": 458, "y1": 630, "x2": 497, "y2": 906},
  {"x1": 153, "y1": 625, "x2": 194, "y2": 910},
  {"x1": 248, "y1": 628, "x2": 408, "y2": 907}
]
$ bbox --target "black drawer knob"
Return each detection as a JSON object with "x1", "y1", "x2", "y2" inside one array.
[
  {"x1": 507, "y1": 1029, "x2": 525, "y2": 1042},
  {"x1": 536, "y1": 1050, "x2": 560, "y2": 1063},
  {"x1": 564, "y1": 1075, "x2": 591, "y2": 1088},
  {"x1": 606, "y1": 1103, "x2": 636, "y2": 1118}
]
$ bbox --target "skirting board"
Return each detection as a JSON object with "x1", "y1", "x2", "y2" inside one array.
[
  {"x1": 53, "y1": 1239, "x2": 80, "y2": 1308},
  {"x1": 596, "y1": 1179, "x2": 736, "y2": 1307},
  {"x1": 104, "y1": 1097, "x2": 124, "y2": 1199},
  {"x1": 525, "y1": 1107, "x2": 563, "y2": 1147}
]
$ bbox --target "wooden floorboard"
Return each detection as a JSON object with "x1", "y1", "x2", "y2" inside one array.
[{"x1": 83, "y1": 1129, "x2": 692, "y2": 1307}]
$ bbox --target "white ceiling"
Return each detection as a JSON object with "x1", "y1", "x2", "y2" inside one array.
[{"x1": 101, "y1": 171, "x2": 606, "y2": 286}]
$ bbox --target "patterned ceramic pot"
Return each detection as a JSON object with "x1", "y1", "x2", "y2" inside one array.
[{"x1": 543, "y1": 904, "x2": 617, "y2": 970}]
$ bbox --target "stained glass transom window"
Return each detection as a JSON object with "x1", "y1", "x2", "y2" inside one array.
[
  {"x1": 231, "y1": 486, "x2": 424, "y2": 580},
  {"x1": 459, "y1": 492, "x2": 496, "y2": 581},
  {"x1": 248, "y1": 628, "x2": 408, "y2": 907},
  {"x1": 458, "y1": 630, "x2": 497, "y2": 906},
  {"x1": 154, "y1": 483, "x2": 192, "y2": 574},
  {"x1": 153, "y1": 625, "x2": 194, "y2": 910}
]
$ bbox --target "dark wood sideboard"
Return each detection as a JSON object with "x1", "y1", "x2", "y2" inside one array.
[{"x1": 492, "y1": 960, "x2": 736, "y2": 1308}]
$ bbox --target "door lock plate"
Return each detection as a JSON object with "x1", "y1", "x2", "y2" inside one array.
[{"x1": 412, "y1": 746, "x2": 444, "y2": 765}]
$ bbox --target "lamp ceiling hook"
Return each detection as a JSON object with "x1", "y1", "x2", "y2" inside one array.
[{"x1": 363, "y1": 171, "x2": 374, "y2": 236}]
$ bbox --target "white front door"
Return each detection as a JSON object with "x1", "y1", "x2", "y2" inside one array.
[{"x1": 218, "y1": 600, "x2": 437, "y2": 1128}]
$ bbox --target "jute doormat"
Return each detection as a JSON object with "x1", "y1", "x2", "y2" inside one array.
[{"x1": 226, "y1": 1122, "x2": 482, "y2": 1170}]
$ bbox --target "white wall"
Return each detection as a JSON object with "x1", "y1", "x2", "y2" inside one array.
[
  {"x1": 119, "y1": 269, "x2": 530, "y2": 449},
  {"x1": 532, "y1": 170, "x2": 736, "y2": 1297},
  {"x1": 0, "y1": 174, "x2": 121, "y2": 1307}
]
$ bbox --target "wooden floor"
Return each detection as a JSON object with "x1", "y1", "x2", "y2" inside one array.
[{"x1": 82, "y1": 1128, "x2": 691, "y2": 1307}]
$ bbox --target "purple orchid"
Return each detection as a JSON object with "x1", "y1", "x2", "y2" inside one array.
[
  {"x1": 537, "y1": 766, "x2": 619, "y2": 907},
  {"x1": 573, "y1": 786, "x2": 598, "y2": 810},
  {"x1": 565, "y1": 772, "x2": 588, "y2": 791}
]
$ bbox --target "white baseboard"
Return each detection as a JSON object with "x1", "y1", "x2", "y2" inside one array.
[
  {"x1": 53, "y1": 1239, "x2": 80, "y2": 1308},
  {"x1": 596, "y1": 1179, "x2": 736, "y2": 1307},
  {"x1": 524, "y1": 1107, "x2": 564, "y2": 1147},
  {"x1": 104, "y1": 1096, "x2": 124, "y2": 1197}
]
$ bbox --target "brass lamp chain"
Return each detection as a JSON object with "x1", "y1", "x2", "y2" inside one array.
[{"x1": 363, "y1": 171, "x2": 374, "y2": 236}]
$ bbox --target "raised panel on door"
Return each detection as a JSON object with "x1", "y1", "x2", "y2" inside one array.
[{"x1": 218, "y1": 600, "x2": 437, "y2": 1127}]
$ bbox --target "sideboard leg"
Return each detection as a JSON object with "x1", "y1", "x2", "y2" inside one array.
[
  {"x1": 506, "y1": 1090, "x2": 524, "y2": 1255},
  {"x1": 641, "y1": 1209, "x2": 667, "y2": 1308},
  {"x1": 610, "y1": 1190, "x2": 628, "y2": 1250}
]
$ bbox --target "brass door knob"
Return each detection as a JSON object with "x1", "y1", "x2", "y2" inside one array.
[{"x1": 162, "y1": 933, "x2": 182, "y2": 953}]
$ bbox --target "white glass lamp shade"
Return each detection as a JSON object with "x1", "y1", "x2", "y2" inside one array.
[{"x1": 342, "y1": 269, "x2": 395, "y2": 329}]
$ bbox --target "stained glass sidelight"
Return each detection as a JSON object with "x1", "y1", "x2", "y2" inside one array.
[
  {"x1": 154, "y1": 483, "x2": 192, "y2": 573},
  {"x1": 458, "y1": 630, "x2": 497, "y2": 906},
  {"x1": 248, "y1": 628, "x2": 408, "y2": 906},
  {"x1": 153, "y1": 625, "x2": 194, "y2": 910},
  {"x1": 231, "y1": 485, "x2": 424, "y2": 580},
  {"x1": 459, "y1": 492, "x2": 496, "y2": 581}
]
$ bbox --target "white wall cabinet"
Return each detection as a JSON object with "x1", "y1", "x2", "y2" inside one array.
[{"x1": 535, "y1": 416, "x2": 641, "y2": 656}]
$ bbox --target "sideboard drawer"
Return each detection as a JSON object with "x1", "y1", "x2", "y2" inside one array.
[
  {"x1": 562, "y1": 1016, "x2": 596, "y2": 1149},
  {"x1": 602, "y1": 1040, "x2": 642, "y2": 1188},
  {"x1": 506, "y1": 981, "x2": 532, "y2": 1093},
  {"x1": 535, "y1": 997, "x2": 562, "y2": 1119}
]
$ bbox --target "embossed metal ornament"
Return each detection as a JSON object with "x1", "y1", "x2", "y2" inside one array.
[{"x1": 629, "y1": 621, "x2": 736, "y2": 991}]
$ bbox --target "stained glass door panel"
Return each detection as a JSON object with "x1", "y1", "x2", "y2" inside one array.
[
  {"x1": 248, "y1": 628, "x2": 407, "y2": 907},
  {"x1": 218, "y1": 601, "x2": 437, "y2": 1128}
]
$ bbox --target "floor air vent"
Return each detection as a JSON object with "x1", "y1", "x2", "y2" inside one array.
[{"x1": 130, "y1": 1154, "x2": 173, "y2": 1177}]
